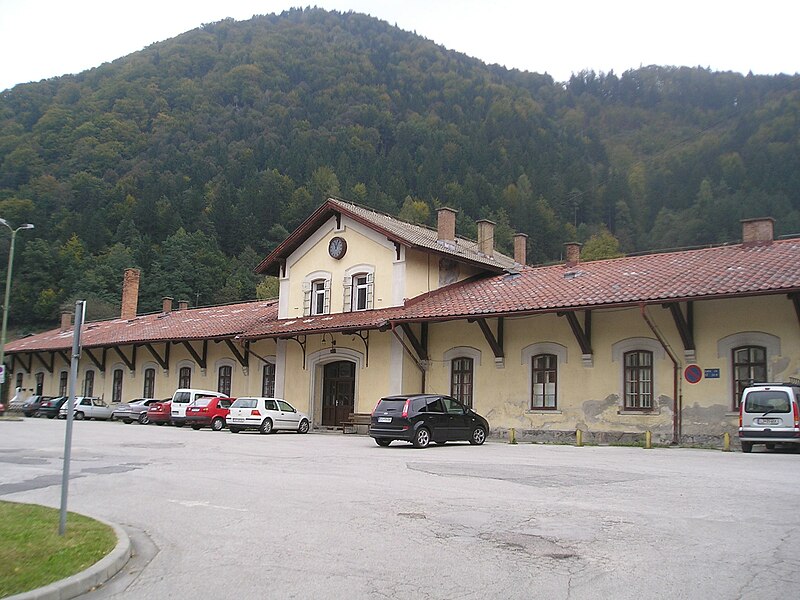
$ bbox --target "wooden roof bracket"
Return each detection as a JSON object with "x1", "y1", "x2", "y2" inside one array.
[
  {"x1": 144, "y1": 342, "x2": 171, "y2": 372},
  {"x1": 181, "y1": 341, "x2": 207, "y2": 371},
  {"x1": 84, "y1": 348, "x2": 107, "y2": 372},
  {"x1": 344, "y1": 330, "x2": 370, "y2": 367},
  {"x1": 13, "y1": 353, "x2": 32, "y2": 374},
  {"x1": 664, "y1": 301, "x2": 695, "y2": 362},
  {"x1": 470, "y1": 317, "x2": 505, "y2": 367},
  {"x1": 399, "y1": 323, "x2": 428, "y2": 363},
  {"x1": 223, "y1": 339, "x2": 250, "y2": 375},
  {"x1": 33, "y1": 351, "x2": 54, "y2": 374},
  {"x1": 558, "y1": 310, "x2": 593, "y2": 367},
  {"x1": 284, "y1": 335, "x2": 307, "y2": 369},
  {"x1": 112, "y1": 345, "x2": 137, "y2": 372}
]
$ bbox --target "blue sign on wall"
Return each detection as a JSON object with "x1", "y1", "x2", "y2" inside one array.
[{"x1": 704, "y1": 368, "x2": 720, "y2": 379}]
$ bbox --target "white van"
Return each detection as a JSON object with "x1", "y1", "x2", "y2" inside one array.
[
  {"x1": 170, "y1": 388, "x2": 219, "y2": 427},
  {"x1": 739, "y1": 382, "x2": 800, "y2": 452}
]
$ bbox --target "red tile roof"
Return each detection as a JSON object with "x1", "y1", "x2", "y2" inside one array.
[
  {"x1": 396, "y1": 239, "x2": 800, "y2": 321},
  {"x1": 4, "y1": 301, "x2": 278, "y2": 353},
  {"x1": 6, "y1": 239, "x2": 800, "y2": 352}
]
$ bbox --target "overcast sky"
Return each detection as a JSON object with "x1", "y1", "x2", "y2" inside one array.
[{"x1": 1, "y1": 0, "x2": 797, "y2": 92}]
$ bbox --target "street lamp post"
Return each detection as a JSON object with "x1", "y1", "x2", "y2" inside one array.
[{"x1": 0, "y1": 219, "x2": 34, "y2": 401}]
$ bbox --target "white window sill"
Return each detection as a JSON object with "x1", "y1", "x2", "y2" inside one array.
[
  {"x1": 617, "y1": 410, "x2": 661, "y2": 416},
  {"x1": 527, "y1": 409, "x2": 562, "y2": 414}
]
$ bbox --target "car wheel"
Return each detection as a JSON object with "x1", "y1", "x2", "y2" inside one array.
[
  {"x1": 138, "y1": 413, "x2": 150, "y2": 425},
  {"x1": 469, "y1": 426, "x2": 487, "y2": 445},
  {"x1": 413, "y1": 427, "x2": 431, "y2": 448},
  {"x1": 122, "y1": 419, "x2": 132, "y2": 424},
  {"x1": 47, "y1": 414, "x2": 55, "y2": 419},
  {"x1": 229, "y1": 426, "x2": 240, "y2": 434},
  {"x1": 174, "y1": 422, "x2": 184, "y2": 427},
  {"x1": 375, "y1": 438, "x2": 391, "y2": 447},
  {"x1": 260, "y1": 418, "x2": 273, "y2": 434},
  {"x1": 191, "y1": 425, "x2": 202, "y2": 430},
  {"x1": 766, "y1": 443, "x2": 776, "y2": 450},
  {"x1": 298, "y1": 419, "x2": 309, "y2": 434},
  {"x1": 741, "y1": 441, "x2": 753, "y2": 453},
  {"x1": 211, "y1": 417, "x2": 225, "y2": 431},
  {"x1": 75, "y1": 412, "x2": 85, "y2": 421},
  {"x1": 155, "y1": 421, "x2": 164, "y2": 426}
]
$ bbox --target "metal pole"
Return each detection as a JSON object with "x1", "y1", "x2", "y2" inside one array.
[
  {"x1": 0, "y1": 220, "x2": 33, "y2": 400},
  {"x1": 59, "y1": 300, "x2": 84, "y2": 536}
]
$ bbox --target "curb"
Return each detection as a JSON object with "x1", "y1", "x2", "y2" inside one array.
[{"x1": 6, "y1": 518, "x2": 131, "y2": 600}]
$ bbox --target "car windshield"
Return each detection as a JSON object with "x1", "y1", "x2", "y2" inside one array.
[
  {"x1": 173, "y1": 392, "x2": 191, "y2": 404},
  {"x1": 744, "y1": 390, "x2": 791, "y2": 413},
  {"x1": 192, "y1": 398, "x2": 212, "y2": 407}
]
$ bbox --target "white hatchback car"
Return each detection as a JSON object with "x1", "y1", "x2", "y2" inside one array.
[
  {"x1": 59, "y1": 397, "x2": 115, "y2": 420},
  {"x1": 226, "y1": 397, "x2": 310, "y2": 434}
]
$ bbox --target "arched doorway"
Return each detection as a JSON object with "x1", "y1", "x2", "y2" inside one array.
[{"x1": 322, "y1": 361, "x2": 355, "y2": 426}]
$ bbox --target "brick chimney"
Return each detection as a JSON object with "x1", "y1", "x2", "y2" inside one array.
[
  {"x1": 741, "y1": 217, "x2": 774, "y2": 245},
  {"x1": 476, "y1": 219, "x2": 495, "y2": 257},
  {"x1": 564, "y1": 242, "x2": 582, "y2": 266},
  {"x1": 120, "y1": 268, "x2": 140, "y2": 320},
  {"x1": 513, "y1": 233, "x2": 528, "y2": 265},
  {"x1": 178, "y1": 300, "x2": 189, "y2": 310},
  {"x1": 162, "y1": 297, "x2": 173, "y2": 313},
  {"x1": 437, "y1": 207, "x2": 457, "y2": 242},
  {"x1": 60, "y1": 311, "x2": 72, "y2": 330}
]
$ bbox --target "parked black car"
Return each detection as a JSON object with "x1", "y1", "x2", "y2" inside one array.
[
  {"x1": 22, "y1": 395, "x2": 53, "y2": 417},
  {"x1": 369, "y1": 394, "x2": 489, "y2": 448},
  {"x1": 36, "y1": 396, "x2": 67, "y2": 419}
]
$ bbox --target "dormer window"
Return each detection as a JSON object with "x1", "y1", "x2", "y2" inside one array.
[
  {"x1": 303, "y1": 274, "x2": 331, "y2": 316},
  {"x1": 343, "y1": 266, "x2": 375, "y2": 312}
]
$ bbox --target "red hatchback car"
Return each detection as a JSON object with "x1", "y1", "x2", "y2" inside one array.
[
  {"x1": 146, "y1": 400, "x2": 172, "y2": 425},
  {"x1": 186, "y1": 396, "x2": 234, "y2": 431}
]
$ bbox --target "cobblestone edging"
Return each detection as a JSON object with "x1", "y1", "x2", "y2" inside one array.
[{"x1": 6, "y1": 516, "x2": 131, "y2": 600}]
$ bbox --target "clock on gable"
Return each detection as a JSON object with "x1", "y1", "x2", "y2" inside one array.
[{"x1": 328, "y1": 236, "x2": 347, "y2": 259}]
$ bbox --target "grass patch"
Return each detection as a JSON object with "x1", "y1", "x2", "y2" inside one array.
[{"x1": 0, "y1": 501, "x2": 116, "y2": 597}]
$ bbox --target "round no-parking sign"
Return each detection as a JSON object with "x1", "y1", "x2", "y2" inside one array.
[{"x1": 684, "y1": 364, "x2": 702, "y2": 384}]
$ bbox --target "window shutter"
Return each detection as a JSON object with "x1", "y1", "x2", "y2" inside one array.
[
  {"x1": 323, "y1": 278, "x2": 331, "y2": 314},
  {"x1": 343, "y1": 276, "x2": 352, "y2": 312},
  {"x1": 302, "y1": 281, "x2": 311, "y2": 316},
  {"x1": 366, "y1": 272, "x2": 374, "y2": 309}
]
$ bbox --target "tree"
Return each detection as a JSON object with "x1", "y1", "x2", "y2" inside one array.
[{"x1": 581, "y1": 229, "x2": 624, "y2": 261}]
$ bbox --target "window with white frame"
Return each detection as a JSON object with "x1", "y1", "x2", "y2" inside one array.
[
  {"x1": 344, "y1": 269, "x2": 374, "y2": 312},
  {"x1": 303, "y1": 274, "x2": 331, "y2": 316},
  {"x1": 732, "y1": 345, "x2": 767, "y2": 409},
  {"x1": 262, "y1": 362, "x2": 276, "y2": 397},
  {"x1": 624, "y1": 350, "x2": 653, "y2": 409},
  {"x1": 218, "y1": 365, "x2": 232, "y2": 397},
  {"x1": 112, "y1": 368, "x2": 123, "y2": 403},
  {"x1": 532, "y1": 354, "x2": 557, "y2": 409},
  {"x1": 450, "y1": 357, "x2": 474, "y2": 408},
  {"x1": 84, "y1": 370, "x2": 95, "y2": 396},
  {"x1": 179, "y1": 366, "x2": 192, "y2": 389},
  {"x1": 143, "y1": 368, "x2": 156, "y2": 398}
]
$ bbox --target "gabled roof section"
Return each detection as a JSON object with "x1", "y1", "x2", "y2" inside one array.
[
  {"x1": 394, "y1": 239, "x2": 800, "y2": 321},
  {"x1": 254, "y1": 197, "x2": 517, "y2": 275},
  {"x1": 5, "y1": 300, "x2": 278, "y2": 354}
]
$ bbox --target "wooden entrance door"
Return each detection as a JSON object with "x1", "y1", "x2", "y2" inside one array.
[{"x1": 322, "y1": 361, "x2": 355, "y2": 426}]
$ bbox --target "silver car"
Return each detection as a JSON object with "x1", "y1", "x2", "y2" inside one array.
[
  {"x1": 739, "y1": 383, "x2": 800, "y2": 452},
  {"x1": 113, "y1": 398, "x2": 160, "y2": 424},
  {"x1": 59, "y1": 397, "x2": 115, "y2": 421}
]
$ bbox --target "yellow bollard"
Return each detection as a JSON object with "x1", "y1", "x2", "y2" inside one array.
[
  {"x1": 645, "y1": 430, "x2": 652, "y2": 449},
  {"x1": 509, "y1": 428, "x2": 517, "y2": 444},
  {"x1": 576, "y1": 429, "x2": 583, "y2": 447},
  {"x1": 723, "y1": 432, "x2": 731, "y2": 452}
]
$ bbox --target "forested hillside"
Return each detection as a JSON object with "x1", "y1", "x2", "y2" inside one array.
[{"x1": 1, "y1": 7, "x2": 798, "y2": 328}]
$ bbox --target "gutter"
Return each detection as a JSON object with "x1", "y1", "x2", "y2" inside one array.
[{"x1": 639, "y1": 303, "x2": 682, "y2": 445}]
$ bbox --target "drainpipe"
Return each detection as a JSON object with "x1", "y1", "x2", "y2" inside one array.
[
  {"x1": 640, "y1": 304, "x2": 682, "y2": 445},
  {"x1": 389, "y1": 323, "x2": 426, "y2": 392}
]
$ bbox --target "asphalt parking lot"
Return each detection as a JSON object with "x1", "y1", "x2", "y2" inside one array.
[{"x1": 2, "y1": 418, "x2": 800, "y2": 599}]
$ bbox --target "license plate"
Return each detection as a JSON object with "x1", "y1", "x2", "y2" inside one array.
[
  {"x1": 378, "y1": 417, "x2": 392, "y2": 423},
  {"x1": 171, "y1": 411, "x2": 178, "y2": 415},
  {"x1": 229, "y1": 417, "x2": 243, "y2": 423},
  {"x1": 758, "y1": 418, "x2": 781, "y2": 425}
]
